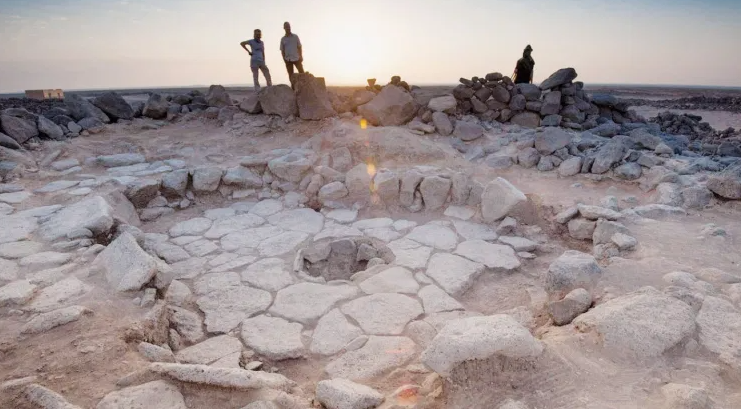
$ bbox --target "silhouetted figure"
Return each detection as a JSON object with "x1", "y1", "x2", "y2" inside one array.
[
  {"x1": 240, "y1": 29, "x2": 272, "y2": 91},
  {"x1": 514, "y1": 45, "x2": 535, "y2": 84},
  {"x1": 281, "y1": 22, "x2": 304, "y2": 87}
]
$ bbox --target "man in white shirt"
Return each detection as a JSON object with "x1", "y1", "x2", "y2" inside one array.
[
  {"x1": 240, "y1": 29, "x2": 272, "y2": 91},
  {"x1": 280, "y1": 22, "x2": 303, "y2": 87}
]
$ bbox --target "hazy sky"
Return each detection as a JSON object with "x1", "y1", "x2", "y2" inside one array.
[{"x1": 1, "y1": 0, "x2": 740, "y2": 92}]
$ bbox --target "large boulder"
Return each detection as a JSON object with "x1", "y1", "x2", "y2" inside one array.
[
  {"x1": 259, "y1": 85, "x2": 298, "y2": 118},
  {"x1": 573, "y1": 287, "x2": 696, "y2": 359},
  {"x1": 428, "y1": 95, "x2": 457, "y2": 113},
  {"x1": 37, "y1": 196, "x2": 114, "y2": 242},
  {"x1": 534, "y1": 128, "x2": 571, "y2": 155},
  {"x1": 509, "y1": 112, "x2": 540, "y2": 128},
  {"x1": 295, "y1": 73, "x2": 336, "y2": 120},
  {"x1": 64, "y1": 94, "x2": 110, "y2": 123},
  {"x1": 421, "y1": 315, "x2": 544, "y2": 377},
  {"x1": 94, "y1": 232, "x2": 168, "y2": 292},
  {"x1": 239, "y1": 94, "x2": 262, "y2": 114},
  {"x1": 481, "y1": 178, "x2": 527, "y2": 223},
  {"x1": 516, "y1": 83, "x2": 542, "y2": 101},
  {"x1": 357, "y1": 85, "x2": 417, "y2": 126},
  {"x1": 92, "y1": 92, "x2": 134, "y2": 121},
  {"x1": 545, "y1": 250, "x2": 602, "y2": 296},
  {"x1": 539, "y1": 68, "x2": 578, "y2": 90},
  {"x1": 268, "y1": 150, "x2": 316, "y2": 182},
  {"x1": 696, "y1": 296, "x2": 741, "y2": 370},
  {"x1": 0, "y1": 132, "x2": 21, "y2": 149},
  {"x1": 0, "y1": 114, "x2": 38, "y2": 143},
  {"x1": 205, "y1": 85, "x2": 232, "y2": 107},
  {"x1": 591, "y1": 142, "x2": 626, "y2": 174},
  {"x1": 143, "y1": 94, "x2": 169, "y2": 119},
  {"x1": 432, "y1": 112, "x2": 453, "y2": 136},
  {"x1": 707, "y1": 163, "x2": 741, "y2": 200},
  {"x1": 420, "y1": 176, "x2": 451, "y2": 210},
  {"x1": 36, "y1": 116, "x2": 63, "y2": 140}
]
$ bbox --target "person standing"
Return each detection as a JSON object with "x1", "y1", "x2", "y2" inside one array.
[
  {"x1": 513, "y1": 45, "x2": 535, "y2": 84},
  {"x1": 240, "y1": 29, "x2": 272, "y2": 91},
  {"x1": 280, "y1": 22, "x2": 303, "y2": 87}
]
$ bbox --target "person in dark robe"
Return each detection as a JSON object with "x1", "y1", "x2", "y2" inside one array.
[{"x1": 514, "y1": 45, "x2": 535, "y2": 84}]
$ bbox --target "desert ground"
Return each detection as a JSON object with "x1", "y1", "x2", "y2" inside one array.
[{"x1": 1, "y1": 77, "x2": 741, "y2": 409}]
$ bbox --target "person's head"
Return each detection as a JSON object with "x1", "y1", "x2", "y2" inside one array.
[
  {"x1": 283, "y1": 22, "x2": 291, "y2": 35},
  {"x1": 254, "y1": 29, "x2": 262, "y2": 40},
  {"x1": 524, "y1": 44, "x2": 533, "y2": 57}
]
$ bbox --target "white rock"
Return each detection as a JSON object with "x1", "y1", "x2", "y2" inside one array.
[
  {"x1": 168, "y1": 306, "x2": 205, "y2": 344},
  {"x1": 204, "y1": 208, "x2": 237, "y2": 220},
  {"x1": 454, "y1": 240, "x2": 521, "y2": 270},
  {"x1": 444, "y1": 205, "x2": 475, "y2": 220},
  {"x1": 269, "y1": 283, "x2": 359, "y2": 325},
  {"x1": 544, "y1": 250, "x2": 602, "y2": 296},
  {"x1": 0, "y1": 216, "x2": 38, "y2": 244},
  {"x1": 577, "y1": 204, "x2": 622, "y2": 221},
  {"x1": 314, "y1": 224, "x2": 364, "y2": 241},
  {"x1": 611, "y1": 233, "x2": 637, "y2": 250},
  {"x1": 169, "y1": 218, "x2": 213, "y2": 238},
  {"x1": 137, "y1": 342, "x2": 176, "y2": 363},
  {"x1": 425, "y1": 253, "x2": 484, "y2": 296},
  {"x1": 573, "y1": 287, "x2": 696, "y2": 359},
  {"x1": 95, "y1": 232, "x2": 165, "y2": 292},
  {"x1": 451, "y1": 220, "x2": 498, "y2": 241},
  {"x1": 0, "y1": 280, "x2": 37, "y2": 307},
  {"x1": 325, "y1": 336, "x2": 417, "y2": 380},
  {"x1": 194, "y1": 272, "x2": 241, "y2": 295},
  {"x1": 696, "y1": 296, "x2": 741, "y2": 369},
  {"x1": 21, "y1": 305, "x2": 91, "y2": 334},
  {"x1": 204, "y1": 214, "x2": 265, "y2": 239},
  {"x1": 497, "y1": 236, "x2": 538, "y2": 252},
  {"x1": 421, "y1": 315, "x2": 544, "y2": 377},
  {"x1": 418, "y1": 285, "x2": 464, "y2": 314},
  {"x1": 0, "y1": 258, "x2": 20, "y2": 281},
  {"x1": 241, "y1": 315, "x2": 305, "y2": 360},
  {"x1": 195, "y1": 286, "x2": 272, "y2": 333},
  {"x1": 220, "y1": 226, "x2": 284, "y2": 252},
  {"x1": 37, "y1": 196, "x2": 113, "y2": 242},
  {"x1": 358, "y1": 266, "x2": 420, "y2": 294},
  {"x1": 14, "y1": 205, "x2": 64, "y2": 218},
  {"x1": 257, "y1": 231, "x2": 309, "y2": 257},
  {"x1": 23, "y1": 384, "x2": 84, "y2": 409},
  {"x1": 249, "y1": 199, "x2": 284, "y2": 217},
  {"x1": 241, "y1": 258, "x2": 296, "y2": 292},
  {"x1": 25, "y1": 277, "x2": 90, "y2": 312},
  {"x1": 386, "y1": 239, "x2": 433, "y2": 270},
  {"x1": 392, "y1": 220, "x2": 417, "y2": 231},
  {"x1": 419, "y1": 176, "x2": 451, "y2": 210},
  {"x1": 153, "y1": 242, "x2": 190, "y2": 264},
  {"x1": 406, "y1": 224, "x2": 458, "y2": 251},
  {"x1": 659, "y1": 383, "x2": 711, "y2": 409},
  {"x1": 165, "y1": 280, "x2": 192, "y2": 307},
  {"x1": 175, "y1": 335, "x2": 243, "y2": 365},
  {"x1": 192, "y1": 167, "x2": 223, "y2": 192},
  {"x1": 96, "y1": 380, "x2": 187, "y2": 409},
  {"x1": 146, "y1": 362, "x2": 296, "y2": 391},
  {"x1": 316, "y1": 379, "x2": 384, "y2": 409},
  {"x1": 326, "y1": 209, "x2": 358, "y2": 224},
  {"x1": 362, "y1": 227, "x2": 400, "y2": 242},
  {"x1": 481, "y1": 177, "x2": 527, "y2": 223},
  {"x1": 341, "y1": 293, "x2": 423, "y2": 335},
  {"x1": 211, "y1": 256, "x2": 258, "y2": 273},
  {"x1": 352, "y1": 218, "x2": 393, "y2": 230},
  {"x1": 184, "y1": 239, "x2": 219, "y2": 257},
  {"x1": 310, "y1": 309, "x2": 364, "y2": 356},
  {"x1": 268, "y1": 208, "x2": 324, "y2": 234},
  {"x1": 0, "y1": 191, "x2": 32, "y2": 204}
]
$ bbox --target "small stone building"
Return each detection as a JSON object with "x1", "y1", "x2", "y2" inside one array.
[{"x1": 25, "y1": 89, "x2": 64, "y2": 100}]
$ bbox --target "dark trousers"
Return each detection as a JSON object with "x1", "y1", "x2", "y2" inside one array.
[{"x1": 285, "y1": 61, "x2": 304, "y2": 87}]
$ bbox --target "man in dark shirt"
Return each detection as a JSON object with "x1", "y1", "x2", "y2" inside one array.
[{"x1": 514, "y1": 45, "x2": 535, "y2": 84}]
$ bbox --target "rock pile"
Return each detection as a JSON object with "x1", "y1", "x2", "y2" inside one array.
[
  {"x1": 437, "y1": 68, "x2": 645, "y2": 130},
  {"x1": 649, "y1": 111, "x2": 717, "y2": 140},
  {"x1": 632, "y1": 95, "x2": 741, "y2": 113}
]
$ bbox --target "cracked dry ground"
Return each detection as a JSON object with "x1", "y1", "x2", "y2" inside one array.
[{"x1": 1, "y1": 114, "x2": 741, "y2": 409}]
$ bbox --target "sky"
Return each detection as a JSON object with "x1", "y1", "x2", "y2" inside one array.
[{"x1": 1, "y1": 0, "x2": 740, "y2": 92}]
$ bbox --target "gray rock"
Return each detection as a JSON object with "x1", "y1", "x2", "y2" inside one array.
[
  {"x1": 146, "y1": 362, "x2": 295, "y2": 390},
  {"x1": 316, "y1": 379, "x2": 384, "y2": 409},
  {"x1": 124, "y1": 179, "x2": 160, "y2": 208},
  {"x1": 161, "y1": 169, "x2": 189, "y2": 197},
  {"x1": 614, "y1": 162, "x2": 642, "y2": 180},
  {"x1": 539, "y1": 68, "x2": 577, "y2": 90},
  {"x1": 294, "y1": 73, "x2": 336, "y2": 120},
  {"x1": 591, "y1": 142, "x2": 626, "y2": 174},
  {"x1": 592, "y1": 219, "x2": 630, "y2": 245},
  {"x1": 142, "y1": 94, "x2": 169, "y2": 119},
  {"x1": 195, "y1": 286, "x2": 272, "y2": 333},
  {"x1": 632, "y1": 204, "x2": 686, "y2": 219},
  {"x1": 168, "y1": 306, "x2": 205, "y2": 344},
  {"x1": 591, "y1": 121, "x2": 621, "y2": 138},
  {"x1": 95, "y1": 232, "x2": 166, "y2": 292},
  {"x1": 97, "y1": 380, "x2": 187, "y2": 409},
  {"x1": 421, "y1": 315, "x2": 544, "y2": 377},
  {"x1": 310, "y1": 308, "x2": 364, "y2": 356},
  {"x1": 319, "y1": 181, "x2": 349, "y2": 201},
  {"x1": 192, "y1": 167, "x2": 223, "y2": 192},
  {"x1": 545, "y1": 250, "x2": 602, "y2": 296},
  {"x1": 508, "y1": 94, "x2": 527, "y2": 111},
  {"x1": 137, "y1": 342, "x2": 176, "y2": 363},
  {"x1": 241, "y1": 315, "x2": 304, "y2": 360},
  {"x1": 534, "y1": 128, "x2": 571, "y2": 155},
  {"x1": 92, "y1": 92, "x2": 134, "y2": 121},
  {"x1": 568, "y1": 218, "x2": 596, "y2": 240},
  {"x1": 399, "y1": 170, "x2": 423, "y2": 207},
  {"x1": 681, "y1": 186, "x2": 713, "y2": 210},
  {"x1": 0, "y1": 280, "x2": 37, "y2": 307},
  {"x1": 509, "y1": 112, "x2": 540, "y2": 128},
  {"x1": 517, "y1": 147, "x2": 540, "y2": 168},
  {"x1": 23, "y1": 384, "x2": 84, "y2": 409},
  {"x1": 205, "y1": 85, "x2": 232, "y2": 107},
  {"x1": 432, "y1": 112, "x2": 453, "y2": 136},
  {"x1": 38, "y1": 196, "x2": 114, "y2": 242},
  {"x1": 611, "y1": 232, "x2": 637, "y2": 250},
  {"x1": 1, "y1": 114, "x2": 38, "y2": 143},
  {"x1": 659, "y1": 383, "x2": 711, "y2": 409},
  {"x1": 454, "y1": 240, "x2": 521, "y2": 270},
  {"x1": 270, "y1": 283, "x2": 359, "y2": 325},
  {"x1": 239, "y1": 94, "x2": 262, "y2": 114},
  {"x1": 258, "y1": 85, "x2": 298, "y2": 118},
  {"x1": 707, "y1": 163, "x2": 741, "y2": 200},
  {"x1": 419, "y1": 176, "x2": 451, "y2": 210},
  {"x1": 558, "y1": 157, "x2": 583, "y2": 177},
  {"x1": 268, "y1": 150, "x2": 316, "y2": 183},
  {"x1": 453, "y1": 121, "x2": 484, "y2": 141},
  {"x1": 481, "y1": 177, "x2": 527, "y2": 222},
  {"x1": 428, "y1": 95, "x2": 457, "y2": 112},
  {"x1": 357, "y1": 85, "x2": 416, "y2": 126},
  {"x1": 0, "y1": 131, "x2": 22, "y2": 149},
  {"x1": 64, "y1": 94, "x2": 110, "y2": 123},
  {"x1": 517, "y1": 83, "x2": 541, "y2": 101},
  {"x1": 577, "y1": 204, "x2": 621, "y2": 221},
  {"x1": 37, "y1": 115, "x2": 64, "y2": 140},
  {"x1": 406, "y1": 223, "x2": 458, "y2": 251},
  {"x1": 548, "y1": 288, "x2": 592, "y2": 325},
  {"x1": 573, "y1": 287, "x2": 696, "y2": 359},
  {"x1": 359, "y1": 266, "x2": 419, "y2": 294}
]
